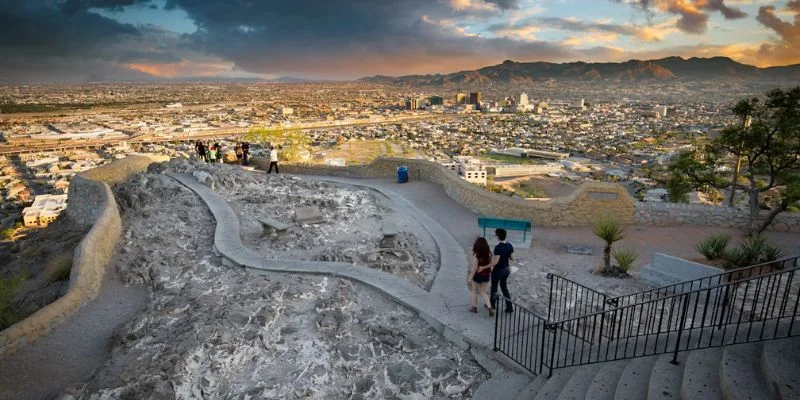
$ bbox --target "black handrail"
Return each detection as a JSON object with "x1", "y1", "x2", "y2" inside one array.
[
  {"x1": 495, "y1": 256, "x2": 800, "y2": 377},
  {"x1": 611, "y1": 256, "x2": 799, "y2": 308},
  {"x1": 493, "y1": 295, "x2": 550, "y2": 376},
  {"x1": 545, "y1": 265, "x2": 800, "y2": 371}
]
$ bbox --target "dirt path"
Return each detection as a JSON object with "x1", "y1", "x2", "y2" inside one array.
[{"x1": 0, "y1": 258, "x2": 149, "y2": 400}]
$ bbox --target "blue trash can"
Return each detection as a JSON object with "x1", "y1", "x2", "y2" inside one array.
[{"x1": 397, "y1": 166, "x2": 408, "y2": 183}]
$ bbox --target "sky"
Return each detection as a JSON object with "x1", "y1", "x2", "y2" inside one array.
[{"x1": 1, "y1": 0, "x2": 799, "y2": 82}]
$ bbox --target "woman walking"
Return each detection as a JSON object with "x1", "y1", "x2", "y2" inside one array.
[{"x1": 469, "y1": 237, "x2": 494, "y2": 316}]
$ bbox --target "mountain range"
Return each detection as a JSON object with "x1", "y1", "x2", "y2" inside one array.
[{"x1": 359, "y1": 57, "x2": 800, "y2": 86}]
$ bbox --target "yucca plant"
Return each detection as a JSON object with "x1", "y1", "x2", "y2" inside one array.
[
  {"x1": 613, "y1": 249, "x2": 638, "y2": 273},
  {"x1": 593, "y1": 217, "x2": 626, "y2": 271},
  {"x1": 695, "y1": 233, "x2": 731, "y2": 260}
]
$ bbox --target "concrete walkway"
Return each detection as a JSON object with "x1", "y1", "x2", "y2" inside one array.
[
  {"x1": 0, "y1": 269, "x2": 148, "y2": 400},
  {"x1": 167, "y1": 172, "x2": 498, "y2": 351}
]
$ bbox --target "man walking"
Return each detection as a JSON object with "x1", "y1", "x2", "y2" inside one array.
[
  {"x1": 490, "y1": 228, "x2": 514, "y2": 313},
  {"x1": 267, "y1": 145, "x2": 279, "y2": 174}
]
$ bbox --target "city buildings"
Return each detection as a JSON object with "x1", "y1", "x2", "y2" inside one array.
[{"x1": 22, "y1": 194, "x2": 68, "y2": 227}]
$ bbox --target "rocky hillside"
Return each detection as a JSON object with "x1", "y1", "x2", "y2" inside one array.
[{"x1": 360, "y1": 57, "x2": 800, "y2": 85}]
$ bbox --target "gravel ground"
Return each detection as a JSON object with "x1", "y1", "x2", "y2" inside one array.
[{"x1": 58, "y1": 161, "x2": 487, "y2": 399}]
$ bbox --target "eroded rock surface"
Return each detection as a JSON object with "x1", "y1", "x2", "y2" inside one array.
[{"x1": 61, "y1": 161, "x2": 486, "y2": 399}]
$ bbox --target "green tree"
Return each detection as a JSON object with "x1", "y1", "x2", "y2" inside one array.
[
  {"x1": 244, "y1": 126, "x2": 311, "y2": 162},
  {"x1": 666, "y1": 173, "x2": 691, "y2": 203},
  {"x1": 669, "y1": 87, "x2": 800, "y2": 234}
]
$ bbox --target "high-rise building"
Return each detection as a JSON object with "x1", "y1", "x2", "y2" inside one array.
[
  {"x1": 469, "y1": 92, "x2": 481, "y2": 106},
  {"x1": 429, "y1": 96, "x2": 444, "y2": 106},
  {"x1": 455, "y1": 93, "x2": 467, "y2": 105},
  {"x1": 519, "y1": 92, "x2": 529, "y2": 106}
]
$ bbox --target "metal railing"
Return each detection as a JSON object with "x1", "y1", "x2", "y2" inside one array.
[
  {"x1": 610, "y1": 256, "x2": 799, "y2": 308},
  {"x1": 493, "y1": 296, "x2": 551, "y2": 376},
  {"x1": 546, "y1": 265, "x2": 800, "y2": 371},
  {"x1": 493, "y1": 256, "x2": 800, "y2": 377}
]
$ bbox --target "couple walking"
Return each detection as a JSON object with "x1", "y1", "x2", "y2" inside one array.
[{"x1": 469, "y1": 228, "x2": 514, "y2": 317}]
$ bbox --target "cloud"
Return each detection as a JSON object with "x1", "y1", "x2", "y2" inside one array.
[
  {"x1": 488, "y1": 16, "x2": 675, "y2": 43},
  {"x1": 754, "y1": 1, "x2": 800, "y2": 66},
  {"x1": 612, "y1": 0, "x2": 747, "y2": 33}
]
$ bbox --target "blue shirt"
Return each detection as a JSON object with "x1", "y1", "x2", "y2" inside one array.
[{"x1": 493, "y1": 242, "x2": 514, "y2": 272}]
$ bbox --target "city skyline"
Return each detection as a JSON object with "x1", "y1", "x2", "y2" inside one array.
[{"x1": 2, "y1": 0, "x2": 800, "y2": 83}]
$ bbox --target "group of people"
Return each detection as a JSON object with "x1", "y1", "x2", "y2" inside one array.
[
  {"x1": 194, "y1": 141, "x2": 251, "y2": 165},
  {"x1": 234, "y1": 142, "x2": 251, "y2": 166},
  {"x1": 469, "y1": 228, "x2": 514, "y2": 317}
]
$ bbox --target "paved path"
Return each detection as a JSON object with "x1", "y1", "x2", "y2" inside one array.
[
  {"x1": 167, "y1": 172, "x2": 498, "y2": 351},
  {"x1": 0, "y1": 269, "x2": 148, "y2": 400}
]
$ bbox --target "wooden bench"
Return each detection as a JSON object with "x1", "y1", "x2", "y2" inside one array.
[
  {"x1": 258, "y1": 217, "x2": 291, "y2": 237},
  {"x1": 478, "y1": 216, "x2": 532, "y2": 242},
  {"x1": 380, "y1": 221, "x2": 399, "y2": 248}
]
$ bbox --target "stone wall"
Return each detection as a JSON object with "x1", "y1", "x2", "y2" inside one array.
[
  {"x1": 0, "y1": 155, "x2": 165, "y2": 357},
  {"x1": 258, "y1": 156, "x2": 799, "y2": 231},
  {"x1": 255, "y1": 157, "x2": 636, "y2": 227},
  {"x1": 635, "y1": 202, "x2": 800, "y2": 233}
]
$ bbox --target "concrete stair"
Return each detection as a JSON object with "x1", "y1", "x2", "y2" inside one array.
[{"x1": 473, "y1": 336, "x2": 800, "y2": 400}]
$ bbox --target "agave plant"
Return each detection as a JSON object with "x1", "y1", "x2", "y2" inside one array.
[
  {"x1": 695, "y1": 233, "x2": 731, "y2": 260},
  {"x1": 593, "y1": 217, "x2": 626, "y2": 271}
]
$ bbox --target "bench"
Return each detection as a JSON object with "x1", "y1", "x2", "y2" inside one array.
[
  {"x1": 380, "y1": 221, "x2": 399, "y2": 248},
  {"x1": 258, "y1": 217, "x2": 291, "y2": 237},
  {"x1": 478, "y1": 216, "x2": 532, "y2": 242}
]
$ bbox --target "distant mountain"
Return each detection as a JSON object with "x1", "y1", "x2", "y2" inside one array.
[{"x1": 359, "y1": 57, "x2": 800, "y2": 86}]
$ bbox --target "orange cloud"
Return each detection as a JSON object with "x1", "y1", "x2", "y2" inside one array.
[{"x1": 125, "y1": 61, "x2": 233, "y2": 78}]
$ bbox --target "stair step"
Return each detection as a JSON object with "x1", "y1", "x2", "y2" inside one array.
[
  {"x1": 555, "y1": 365, "x2": 601, "y2": 400},
  {"x1": 514, "y1": 375, "x2": 549, "y2": 400},
  {"x1": 584, "y1": 360, "x2": 628, "y2": 400},
  {"x1": 720, "y1": 342, "x2": 772, "y2": 400},
  {"x1": 761, "y1": 336, "x2": 800, "y2": 400},
  {"x1": 613, "y1": 356, "x2": 659, "y2": 400},
  {"x1": 682, "y1": 347, "x2": 724, "y2": 400},
  {"x1": 534, "y1": 369, "x2": 575, "y2": 400},
  {"x1": 473, "y1": 371, "x2": 531, "y2": 400},
  {"x1": 647, "y1": 353, "x2": 687, "y2": 400}
]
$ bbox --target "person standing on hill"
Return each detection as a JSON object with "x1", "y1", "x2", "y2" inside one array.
[
  {"x1": 242, "y1": 142, "x2": 250, "y2": 165},
  {"x1": 267, "y1": 145, "x2": 279, "y2": 173},
  {"x1": 469, "y1": 237, "x2": 494, "y2": 316},
  {"x1": 490, "y1": 228, "x2": 514, "y2": 313}
]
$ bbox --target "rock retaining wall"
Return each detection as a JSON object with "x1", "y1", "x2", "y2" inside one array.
[
  {"x1": 0, "y1": 155, "x2": 166, "y2": 357},
  {"x1": 254, "y1": 157, "x2": 637, "y2": 227},
  {"x1": 257, "y1": 157, "x2": 799, "y2": 231},
  {"x1": 635, "y1": 202, "x2": 800, "y2": 233}
]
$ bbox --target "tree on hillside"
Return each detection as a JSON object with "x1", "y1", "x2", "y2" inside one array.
[
  {"x1": 668, "y1": 87, "x2": 800, "y2": 234},
  {"x1": 244, "y1": 126, "x2": 311, "y2": 162}
]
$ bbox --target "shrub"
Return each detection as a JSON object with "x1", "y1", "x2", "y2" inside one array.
[
  {"x1": 722, "y1": 247, "x2": 748, "y2": 268},
  {"x1": 695, "y1": 233, "x2": 731, "y2": 260},
  {"x1": 48, "y1": 256, "x2": 73, "y2": 283},
  {"x1": 613, "y1": 249, "x2": 638, "y2": 273},
  {"x1": 762, "y1": 242, "x2": 784, "y2": 262},
  {"x1": 721, "y1": 235, "x2": 785, "y2": 269},
  {"x1": 0, "y1": 228, "x2": 14, "y2": 240},
  {"x1": 739, "y1": 235, "x2": 768, "y2": 265}
]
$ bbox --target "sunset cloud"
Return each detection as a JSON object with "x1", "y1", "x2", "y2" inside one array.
[
  {"x1": 0, "y1": 0, "x2": 794, "y2": 82},
  {"x1": 613, "y1": 0, "x2": 747, "y2": 33}
]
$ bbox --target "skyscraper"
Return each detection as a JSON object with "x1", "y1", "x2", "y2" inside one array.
[
  {"x1": 469, "y1": 92, "x2": 481, "y2": 106},
  {"x1": 519, "y1": 92, "x2": 529, "y2": 106},
  {"x1": 455, "y1": 93, "x2": 467, "y2": 105}
]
